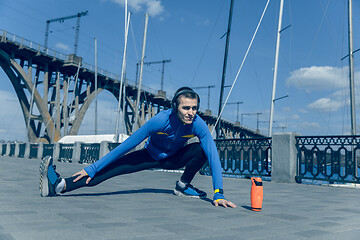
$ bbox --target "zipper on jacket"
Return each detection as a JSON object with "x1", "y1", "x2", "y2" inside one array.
[{"x1": 166, "y1": 124, "x2": 182, "y2": 152}]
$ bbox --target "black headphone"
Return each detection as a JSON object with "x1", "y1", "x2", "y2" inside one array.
[{"x1": 171, "y1": 87, "x2": 200, "y2": 112}]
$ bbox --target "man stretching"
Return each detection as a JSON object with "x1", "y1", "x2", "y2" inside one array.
[{"x1": 39, "y1": 87, "x2": 236, "y2": 208}]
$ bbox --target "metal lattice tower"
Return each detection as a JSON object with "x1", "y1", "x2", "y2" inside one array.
[{"x1": 44, "y1": 11, "x2": 88, "y2": 55}]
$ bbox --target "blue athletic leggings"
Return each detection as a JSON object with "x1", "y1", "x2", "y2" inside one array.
[{"x1": 63, "y1": 143, "x2": 206, "y2": 193}]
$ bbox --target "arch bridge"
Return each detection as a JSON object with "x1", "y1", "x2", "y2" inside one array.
[{"x1": 0, "y1": 30, "x2": 263, "y2": 143}]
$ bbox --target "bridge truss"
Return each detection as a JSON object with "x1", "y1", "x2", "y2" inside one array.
[{"x1": 0, "y1": 30, "x2": 263, "y2": 143}]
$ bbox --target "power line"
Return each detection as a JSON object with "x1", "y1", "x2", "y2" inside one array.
[
  {"x1": 135, "y1": 59, "x2": 171, "y2": 91},
  {"x1": 192, "y1": 85, "x2": 215, "y2": 111},
  {"x1": 44, "y1": 11, "x2": 89, "y2": 54},
  {"x1": 226, "y1": 101, "x2": 243, "y2": 122}
]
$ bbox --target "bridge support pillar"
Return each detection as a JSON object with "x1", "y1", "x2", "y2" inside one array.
[{"x1": 271, "y1": 132, "x2": 299, "y2": 183}]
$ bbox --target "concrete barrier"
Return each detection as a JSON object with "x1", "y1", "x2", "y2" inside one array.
[
  {"x1": 0, "y1": 133, "x2": 303, "y2": 184},
  {"x1": 271, "y1": 132, "x2": 299, "y2": 183},
  {"x1": 100, "y1": 141, "x2": 110, "y2": 159}
]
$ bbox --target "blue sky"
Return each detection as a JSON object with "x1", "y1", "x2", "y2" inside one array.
[{"x1": 0, "y1": 0, "x2": 359, "y2": 141}]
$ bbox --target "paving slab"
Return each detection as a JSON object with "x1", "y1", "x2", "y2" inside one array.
[{"x1": 0, "y1": 156, "x2": 360, "y2": 240}]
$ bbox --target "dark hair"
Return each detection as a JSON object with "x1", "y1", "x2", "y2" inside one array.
[{"x1": 171, "y1": 87, "x2": 200, "y2": 111}]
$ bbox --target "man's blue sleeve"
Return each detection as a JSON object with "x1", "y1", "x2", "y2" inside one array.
[
  {"x1": 193, "y1": 117, "x2": 224, "y2": 197},
  {"x1": 84, "y1": 113, "x2": 166, "y2": 178}
]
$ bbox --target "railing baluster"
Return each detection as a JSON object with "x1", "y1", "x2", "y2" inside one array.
[{"x1": 296, "y1": 135, "x2": 360, "y2": 184}]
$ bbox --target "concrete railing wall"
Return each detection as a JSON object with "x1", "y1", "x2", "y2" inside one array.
[
  {"x1": 0, "y1": 141, "x2": 114, "y2": 163},
  {"x1": 0, "y1": 133, "x2": 299, "y2": 183}
]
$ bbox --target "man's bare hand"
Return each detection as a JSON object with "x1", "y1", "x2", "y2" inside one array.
[
  {"x1": 213, "y1": 199, "x2": 237, "y2": 208},
  {"x1": 73, "y1": 169, "x2": 92, "y2": 184}
]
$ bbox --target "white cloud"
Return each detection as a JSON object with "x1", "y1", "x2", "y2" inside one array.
[
  {"x1": 197, "y1": 19, "x2": 211, "y2": 26},
  {"x1": 146, "y1": 0, "x2": 164, "y2": 16},
  {"x1": 55, "y1": 43, "x2": 71, "y2": 51},
  {"x1": 282, "y1": 107, "x2": 291, "y2": 112},
  {"x1": 291, "y1": 114, "x2": 300, "y2": 120},
  {"x1": 287, "y1": 66, "x2": 348, "y2": 92},
  {"x1": 307, "y1": 97, "x2": 343, "y2": 112},
  {"x1": 300, "y1": 121, "x2": 321, "y2": 130},
  {"x1": 107, "y1": 0, "x2": 165, "y2": 17}
]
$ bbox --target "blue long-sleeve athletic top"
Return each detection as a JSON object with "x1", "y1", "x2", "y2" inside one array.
[{"x1": 84, "y1": 109, "x2": 225, "y2": 200}]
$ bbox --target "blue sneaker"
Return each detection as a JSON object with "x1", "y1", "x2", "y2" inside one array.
[
  {"x1": 173, "y1": 181, "x2": 207, "y2": 198},
  {"x1": 39, "y1": 156, "x2": 62, "y2": 197}
]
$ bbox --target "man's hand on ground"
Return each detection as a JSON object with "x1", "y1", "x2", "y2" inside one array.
[
  {"x1": 213, "y1": 199, "x2": 237, "y2": 208},
  {"x1": 73, "y1": 169, "x2": 92, "y2": 184}
]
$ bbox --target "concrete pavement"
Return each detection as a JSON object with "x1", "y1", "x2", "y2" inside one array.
[{"x1": 0, "y1": 156, "x2": 360, "y2": 240}]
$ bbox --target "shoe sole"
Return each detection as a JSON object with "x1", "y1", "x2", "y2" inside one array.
[
  {"x1": 39, "y1": 156, "x2": 52, "y2": 197},
  {"x1": 173, "y1": 188, "x2": 206, "y2": 199}
]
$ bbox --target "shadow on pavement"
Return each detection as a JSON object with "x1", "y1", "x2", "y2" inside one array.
[
  {"x1": 60, "y1": 188, "x2": 215, "y2": 205},
  {"x1": 61, "y1": 188, "x2": 174, "y2": 197}
]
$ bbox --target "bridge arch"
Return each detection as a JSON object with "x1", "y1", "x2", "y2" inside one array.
[
  {"x1": 0, "y1": 48, "x2": 59, "y2": 142},
  {"x1": 0, "y1": 30, "x2": 263, "y2": 143}
]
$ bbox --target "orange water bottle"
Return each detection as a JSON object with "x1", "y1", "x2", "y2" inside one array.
[{"x1": 250, "y1": 177, "x2": 263, "y2": 211}]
